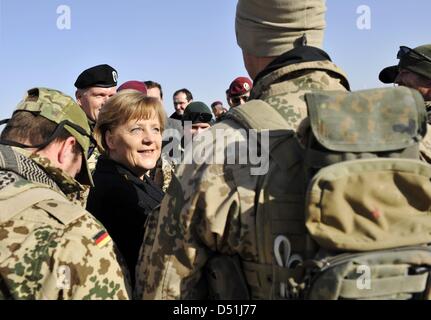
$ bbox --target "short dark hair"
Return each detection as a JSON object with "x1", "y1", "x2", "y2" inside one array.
[
  {"x1": 1, "y1": 111, "x2": 81, "y2": 154},
  {"x1": 144, "y1": 81, "x2": 164, "y2": 100},
  {"x1": 173, "y1": 88, "x2": 193, "y2": 102},
  {"x1": 211, "y1": 101, "x2": 223, "y2": 109}
]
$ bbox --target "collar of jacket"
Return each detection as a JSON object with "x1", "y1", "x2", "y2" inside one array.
[
  {"x1": 170, "y1": 112, "x2": 183, "y2": 121},
  {"x1": 27, "y1": 151, "x2": 88, "y2": 205},
  {"x1": 97, "y1": 156, "x2": 164, "y2": 207},
  {"x1": 0, "y1": 145, "x2": 87, "y2": 205},
  {"x1": 88, "y1": 118, "x2": 96, "y2": 133},
  {"x1": 252, "y1": 55, "x2": 350, "y2": 100}
]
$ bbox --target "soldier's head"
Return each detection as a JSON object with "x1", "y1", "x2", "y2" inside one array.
[
  {"x1": 379, "y1": 45, "x2": 431, "y2": 101},
  {"x1": 145, "y1": 81, "x2": 164, "y2": 102},
  {"x1": 75, "y1": 64, "x2": 118, "y2": 123},
  {"x1": 1, "y1": 88, "x2": 94, "y2": 185},
  {"x1": 173, "y1": 89, "x2": 193, "y2": 117},
  {"x1": 227, "y1": 77, "x2": 253, "y2": 108},
  {"x1": 117, "y1": 80, "x2": 148, "y2": 95},
  {"x1": 235, "y1": 0, "x2": 327, "y2": 80},
  {"x1": 211, "y1": 101, "x2": 227, "y2": 120},
  {"x1": 182, "y1": 102, "x2": 213, "y2": 136}
]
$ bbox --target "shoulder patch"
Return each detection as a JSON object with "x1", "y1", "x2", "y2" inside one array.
[{"x1": 92, "y1": 230, "x2": 112, "y2": 248}]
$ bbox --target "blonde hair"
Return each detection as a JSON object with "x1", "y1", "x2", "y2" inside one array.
[{"x1": 95, "y1": 91, "x2": 166, "y2": 154}]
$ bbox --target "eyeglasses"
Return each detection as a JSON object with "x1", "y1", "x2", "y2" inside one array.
[
  {"x1": 231, "y1": 95, "x2": 249, "y2": 106},
  {"x1": 397, "y1": 46, "x2": 431, "y2": 63}
]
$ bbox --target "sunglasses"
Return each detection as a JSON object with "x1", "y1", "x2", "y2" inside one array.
[
  {"x1": 184, "y1": 112, "x2": 213, "y2": 124},
  {"x1": 231, "y1": 95, "x2": 249, "y2": 105},
  {"x1": 397, "y1": 46, "x2": 431, "y2": 63}
]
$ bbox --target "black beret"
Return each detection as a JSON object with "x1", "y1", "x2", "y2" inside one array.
[{"x1": 74, "y1": 64, "x2": 118, "y2": 89}]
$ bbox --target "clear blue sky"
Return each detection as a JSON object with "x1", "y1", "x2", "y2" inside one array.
[{"x1": 0, "y1": 0, "x2": 430, "y2": 119}]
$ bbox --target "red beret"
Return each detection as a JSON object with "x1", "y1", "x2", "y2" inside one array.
[
  {"x1": 117, "y1": 81, "x2": 148, "y2": 94},
  {"x1": 228, "y1": 77, "x2": 253, "y2": 97}
]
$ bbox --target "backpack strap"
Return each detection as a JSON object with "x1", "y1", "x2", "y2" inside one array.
[
  {"x1": 0, "y1": 183, "x2": 84, "y2": 225},
  {"x1": 228, "y1": 100, "x2": 308, "y2": 299}
]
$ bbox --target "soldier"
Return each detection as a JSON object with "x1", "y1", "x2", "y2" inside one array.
[
  {"x1": 117, "y1": 80, "x2": 148, "y2": 94},
  {"x1": 379, "y1": 44, "x2": 431, "y2": 162},
  {"x1": 135, "y1": 0, "x2": 349, "y2": 300},
  {"x1": 0, "y1": 88, "x2": 130, "y2": 300},
  {"x1": 182, "y1": 101, "x2": 213, "y2": 137},
  {"x1": 144, "y1": 81, "x2": 164, "y2": 102},
  {"x1": 75, "y1": 64, "x2": 118, "y2": 172},
  {"x1": 211, "y1": 101, "x2": 228, "y2": 122},
  {"x1": 226, "y1": 77, "x2": 253, "y2": 108}
]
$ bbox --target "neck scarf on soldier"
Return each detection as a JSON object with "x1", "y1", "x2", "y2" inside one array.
[{"x1": 29, "y1": 153, "x2": 89, "y2": 206}]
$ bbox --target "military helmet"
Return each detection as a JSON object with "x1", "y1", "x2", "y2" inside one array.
[
  {"x1": 379, "y1": 44, "x2": 431, "y2": 84},
  {"x1": 14, "y1": 88, "x2": 94, "y2": 186}
]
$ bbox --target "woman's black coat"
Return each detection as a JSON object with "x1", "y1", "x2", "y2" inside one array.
[{"x1": 86, "y1": 156, "x2": 164, "y2": 286}]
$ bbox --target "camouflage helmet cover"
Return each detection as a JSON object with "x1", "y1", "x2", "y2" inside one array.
[{"x1": 14, "y1": 87, "x2": 94, "y2": 186}]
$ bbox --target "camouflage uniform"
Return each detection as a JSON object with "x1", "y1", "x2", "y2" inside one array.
[
  {"x1": 0, "y1": 147, "x2": 131, "y2": 299},
  {"x1": 135, "y1": 60, "x2": 349, "y2": 299},
  {"x1": 151, "y1": 154, "x2": 174, "y2": 193},
  {"x1": 420, "y1": 101, "x2": 431, "y2": 163},
  {"x1": 0, "y1": 88, "x2": 130, "y2": 300},
  {"x1": 86, "y1": 119, "x2": 100, "y2": 174}
]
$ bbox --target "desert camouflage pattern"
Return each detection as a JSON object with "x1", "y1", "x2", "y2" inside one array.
[
  {"x1": 421, "y1": 126, "x2": 431, "y2": 163},
  {"x1": 306, "y1": 86, "x2": 426, "y2": 152},
  {"x1": 0, "y1": 146, "x2": 131, "y2": 300},
  {"x1": 86, "y1": 119, "x2": 100, "y2": 174},
  {"x1": 135, "y1": 60, "x2": 349, "y2": 299},
  {"x1": 87, "y1": 148, "x2": 100, "y2": 175},
  {"x1": 420, "y1": 101, "x2": 431, "y2": 163},
  {"x1": 425, "y1": 101, "x2": 431, "y2": 122},
  {"x1": 153, "y1": 154, "x2": 174, "y2": 193},
  {"x1": 16, "y1": 88, "x2": 92, "y2": 163},
  {"x1": 14, "y1": 88, "x2": 94, "y2": 186}
]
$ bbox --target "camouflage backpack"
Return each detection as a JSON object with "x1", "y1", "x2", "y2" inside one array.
[{"x1": 228, "y1": 86, "x2": 431, "y2": 300}]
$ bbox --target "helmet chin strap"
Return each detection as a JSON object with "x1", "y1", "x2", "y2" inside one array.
[{"x1": 0, "y1": 118, "x2": 95, "y2": 158}]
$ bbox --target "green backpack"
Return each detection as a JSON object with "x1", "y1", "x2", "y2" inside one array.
[{"x1": 229, "y1": 86, "x2": 431, "y2": 300}]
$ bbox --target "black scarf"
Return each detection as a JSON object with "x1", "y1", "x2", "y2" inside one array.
[{"x1": 97, "y1": 157, "x2": 164, "y2": 214}]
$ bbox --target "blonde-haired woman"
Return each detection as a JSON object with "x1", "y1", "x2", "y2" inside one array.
[{"x1": 86, "y1": 91, "x2": 166, "y2": 287}]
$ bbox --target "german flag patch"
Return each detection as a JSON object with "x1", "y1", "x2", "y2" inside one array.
[{"x1": 93, "y1": 230, "x2": 112, "y2": 248}]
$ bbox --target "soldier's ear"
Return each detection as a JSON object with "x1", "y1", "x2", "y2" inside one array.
[
  {"x1": 58, "y1": 137, "x2": 79, "y2": 164},
  {"x1": 75, "y1": 90, "x2": 84, "y2": 106}
]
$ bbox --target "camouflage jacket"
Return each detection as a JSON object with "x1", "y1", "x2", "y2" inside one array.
[
  {"x1": 87, "y1": 119, "x2": 100, "y2": 174},
  {"x1": 420, "y1": 101, "x2": 431, "y2": 163},
  {"x1": 0, "y1": 146, "x2": 131, "y2": 300},
  {"x1": 135, "y1": 60, "x2": 349, "y2": 299},
  {"x1": 152, "y1": 154, "x2": 175, "y2": 193}
]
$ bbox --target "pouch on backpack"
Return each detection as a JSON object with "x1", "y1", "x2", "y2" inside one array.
[{"x1": 299, "y1": 87, "x2": 431, "y2": 300}]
